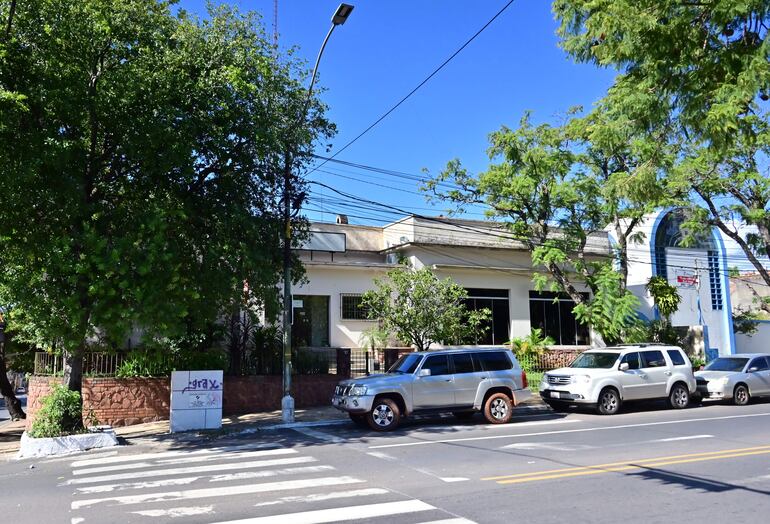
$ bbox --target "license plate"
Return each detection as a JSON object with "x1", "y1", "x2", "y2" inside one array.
[{"x1": 550, "y1": 392, "x2": 560, "y2": 399}]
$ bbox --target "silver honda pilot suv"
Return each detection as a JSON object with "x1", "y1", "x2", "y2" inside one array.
[{"x1": 332, "y1": 346, "x2": 531, "y2": 431}]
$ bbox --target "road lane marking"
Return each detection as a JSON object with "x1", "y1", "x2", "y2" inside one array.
[
  {"x1": 655, "y1": 434, "x2": 713, "y2": 442},
  {"x1": 368, "y1": 411, "x2": 770, "y2": 449},
  {"x1": 415, "y1": 519, "x2": 477, "y2": 524},
  {"x1": 439, "y1": 477, "x2": 470, "y2": 482},
  {"x1": 482, "y1": 419, "x2": 580, "y2": 430},
  {"x1": 71, "y1": 476, "x2": 364, "y2": 509},
  {"x1": 132, "y1": 506, "x2": 215, "y2": 518},
  {"x1": 482, "y1": 444, "x2": 770, "y2": 484},
  {"x1": 73, "y1": 448, "x2": 296, "y2": 475},
  {"x1": 66, "y1": 456, "x2": 317, "y2": 485},
  {"x1": 253, "y1": 488, "x2": 389, "y2": 507},
  {"x1": 209, "y1": 500, "x2": 435, "y2": 524},
  {"x1": 70, "y1": 443, "x2": 278, "y2": 467}
]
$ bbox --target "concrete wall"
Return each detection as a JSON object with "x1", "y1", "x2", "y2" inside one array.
[{"x1": 735, "y1": 321, "x2": 770, "y2": 354}]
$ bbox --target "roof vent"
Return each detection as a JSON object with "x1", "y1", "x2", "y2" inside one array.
[{"x1": 336, "y1": 214, "x2": 348, "y2": 224}]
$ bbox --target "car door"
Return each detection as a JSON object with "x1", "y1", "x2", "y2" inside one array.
[
  {"x1": 450, "y1": 352, "x2": 487, "y2": 407},
  {"x1": 639, "y1": 350, "x2": 670, "y2": 399},
  {"x1": 745, "y1": 357, "x2": 770, "y2": 396},
  {"x1": 616, "y1": 352, "x2": 647, "y2": 400},
  {"x1": 413, "y1": 354, "x2": 456, "y2": 409}
]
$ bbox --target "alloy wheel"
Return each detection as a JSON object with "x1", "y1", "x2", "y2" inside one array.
[
  {"x1": 372, "y1": 403, "x2": 394, "y2": 427},
  {"x1": 490, "y1": 398, "x2": 509, "y2": 420}
]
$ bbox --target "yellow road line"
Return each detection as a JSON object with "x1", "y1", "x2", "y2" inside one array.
[{"x1": 482, "y1": 444, "x2": 770, "y2": 483}]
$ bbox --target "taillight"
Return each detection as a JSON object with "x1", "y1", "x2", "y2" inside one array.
[{"x1": 521, "y1": 370, "x2": 528, "y2": 389}]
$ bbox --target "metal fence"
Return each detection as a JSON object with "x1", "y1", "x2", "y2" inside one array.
[{"x1": 34, "y1": 352, "x2": 127, "y2": 376}]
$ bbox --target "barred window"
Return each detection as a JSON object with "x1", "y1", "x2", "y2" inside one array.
[{"x1": 340, "y1": 294, "x2": 373, "y2": 320}]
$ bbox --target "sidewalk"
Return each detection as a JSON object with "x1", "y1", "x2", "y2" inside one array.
[{"x1": 1, "y1": 397, "x2": 546, "y2": 458}]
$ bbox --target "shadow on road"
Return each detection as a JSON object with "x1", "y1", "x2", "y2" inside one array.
[{"x1": 630, "y1": 465, "x2": 770, "y2": 496}]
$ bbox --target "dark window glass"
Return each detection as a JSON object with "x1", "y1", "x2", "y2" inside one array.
[
  {"x1": 705, "y1": 357, "x2": 749, "y2": 372},
  {"x1": 667, "y1": 350, "x2": 686, "y2": 366},
  {"x1": 340, "y1": 294, "x2": 371, "y2": 320},
  {"x1": 476, "y1": 351, "x2": 512, "y2": 371},
  {"x1": 388, "y1": 354, "x2": 422, "y2": 374},
  {"x1": 749, "y1": 358, "x2": 769, "y2": 371},
  {"x1": 452, "y1": 353, "x2": 475, "y2": 374},
  {"x1": 570, "y1": 352, "x2": 618, "y2": 369},
  {"x1": 423, "y1": 355, "x2": 450, "y2": 376},
  {"x1": 292, "y1": 295, "x2": 330, "y2": 347},
  {"x1": 620, "y1": 352, "x2": 640, "y2": 370},
  {"x1": 463, "y1": 291, "x2": 510, "y2": 345},
  {"x1": 528, "y1": 291, "x2": 589, "y2": 345},
  {"x1": 466, "y1": 288, "x2": 509, "y2": 298},
  {"x1": 641, "y1": 350, "x2": 666, "y2": 368}
]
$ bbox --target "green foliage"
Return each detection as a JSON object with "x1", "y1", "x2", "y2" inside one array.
[
  {"x1": 573, "y1": 266, "x2": 642, "y2": 345},
  {"x1": 508, "y1": 329, "x2": 554, "y2": 360},
  {"x1": 645, "y1": 276, "x2": 682, "y2": 320},
  {"x1": 0, "y1": 1, "x2": 333, "y2": 391},
  {"x1": 115, "y1": 347, "x2": 229, "y2": 378},
  {"x1": 733, "y1": 309, "x2": 762, "y2": 336},
  {"x1": 358, "y1": 327, "x2": 390, "y2": 350},
  {"x1": 361, "y1": 267, "x2": 490, "y2": 352},
  {"x1": 624, "y1": 319, "x2": 681, "y2": 346},
  {"x1": 28, "y1": 385, "x2": 83, "y2": 438}
]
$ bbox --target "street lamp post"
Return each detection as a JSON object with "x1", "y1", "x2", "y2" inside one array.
[{"x1": 282, "y1": 3, "x2": 354, "y2": 424}]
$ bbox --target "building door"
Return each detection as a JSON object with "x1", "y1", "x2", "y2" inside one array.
[
  {"x1": 463, "y1": 289, "x2": 510, "y2": 345},
  {"x1": 292, "y1": 295, "x2": 330, "y2": 347}
]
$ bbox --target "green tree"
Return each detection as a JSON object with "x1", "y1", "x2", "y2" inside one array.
[
  {"x1": 361, "y1": 267, "x2": 490, "y2": 352},
  {"x1": 425, "y1": 112, "x2": 652, "y2": 344},
  {"x1": 0, "y1": 1, "x2": 332, "y2": 402},
  {"x1": 645, "y1": 276, "x2": 682, "y2": 323},
  {"x1": 554, "y1": 0, "x2": 770, "y2": 288}
]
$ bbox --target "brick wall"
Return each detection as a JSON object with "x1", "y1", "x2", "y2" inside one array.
[{"x1": 27, "y1": 374, "x2": 340, "y2": 428}]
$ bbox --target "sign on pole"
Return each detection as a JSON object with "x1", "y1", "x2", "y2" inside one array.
[{"x1": 170, "y1": 370, "x2": 223, "y2": 432}]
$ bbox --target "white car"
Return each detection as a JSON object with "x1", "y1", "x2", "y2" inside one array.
[
  {"x1": 540, "y1": 344, "x2": 696, "y2": 415},
  {"x1": 694, "y1": 354, "x2": 770, "y2": 405}
]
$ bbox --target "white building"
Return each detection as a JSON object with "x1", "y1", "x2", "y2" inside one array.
[{"x1": 292, "y1": 215, "x2": 608, "y2": 350}]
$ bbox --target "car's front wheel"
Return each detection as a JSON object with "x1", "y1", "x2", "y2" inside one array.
[
  {"x1": 668, "y1": 383, "x2": 690, "y2": 409},
  {"x1": 367, "y1": 398, "x2": 401, "y2": 431},
  {"x1": 596, "y1": 387, "x2": 621, "y2": 415},
  {"x1": 483, "y1": 392, "x2": 513, "y2": 424},
  {"x1": 733, "y1": 384, "x2": 750, "y2": 406}
]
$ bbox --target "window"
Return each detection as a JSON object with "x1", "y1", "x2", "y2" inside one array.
[
  {"x1": 388, "y1": 354, "x2": 422, "y2": 374},
  {"x1": 749, "y1": 357, "x2": 769, "y2": 371},
  {"x1": 292, "y1": 295, "x2": 330, "y2": 347},
  {"x1": 708, "y1": 251, "x2": 723, "y2": 310},
  {"x1": 422, "y1": 355, "x2": 450, "y2": 376},
  {"x1": 641, "y1": 350, "x2": 666, "y2": 368},
  {"x1": 667, "y1": 350, "x2": 686, "y2": 366},
  {"x1": 705, "y1": 357, "x2": 749, "y2": 372},
  {"x1": 451, "y1": 353, "x2": 475, "y2": 374},
  {"x1": 571, "y1": 352, "x2": 619, "y2": 369},
  {"x1": 463, "y1": 288, "x2": 510, "y2": 345},
  {"x1": 529, "y1": 291, "x2": 590, "y2": 346},
  {"x1": 620, "y1": 352, "x2": 640, "y2": 370},
  {"x1": 475, "y1": 351, "x2": 512, "y2": 371},
  {"x1": 340, "y1": 294, "x2": 372, "y2": 320}
]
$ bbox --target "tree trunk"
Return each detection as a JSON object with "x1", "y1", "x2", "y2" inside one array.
[
  {"x1": 0, "y1": 351, "x2": 25, "y2": 420},
  {"x1": 63, "y1": 349, "x2": 83, "y2": 393}
]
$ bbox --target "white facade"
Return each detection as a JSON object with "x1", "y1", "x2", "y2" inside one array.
[{"x1": 293, "y1": 216, "x2": 605, "y2": 350}]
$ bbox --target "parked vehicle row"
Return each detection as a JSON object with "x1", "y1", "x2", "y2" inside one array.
[{"x1": 331, "y1": 344, "x2": 770, "y2": 431}]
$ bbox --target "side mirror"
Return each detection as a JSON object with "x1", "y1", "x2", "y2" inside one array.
[
  {"x1": 619, "y1": 362, "x2": 630, "y2": 372},
  {"x1": 748, "y1": 367, "x2": 759, "y2": 373},
  {"x1": 417, "y1": 368, "x2": 431, "y2": 377}
]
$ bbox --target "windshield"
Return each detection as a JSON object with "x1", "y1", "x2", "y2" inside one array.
[
  {"x1": 388, "y1": 354, "x2": 422, "y2": 374},
  {"x1": 705, "y1": 357, "x2": 749, "y2": 372},
  {"x1": 570, "y1": 352, "x2": 619, "y2": 369}
]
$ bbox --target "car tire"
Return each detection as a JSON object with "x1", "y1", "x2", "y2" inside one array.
[
  {"x1": 668, "y1": 383, "x2": 690, "y2": 409},
  {"x1": 349, "y1": 414, "x2": 368, "y2": 427},
  {"x1": 366, "y1": 398, "x2": 401, "y2": 431},
  {"x1": 452, "y1": 411, "x2": 475, "y2": 420},
  {"x1": 733, "y1": 384, "x2": 750, "y2": 406},
  {"x1": 596, "y1": 387, "x2": 621, "y2": 415},
  {"x1": 483, "y1": 392, "x2": 513, "y2": 424}
]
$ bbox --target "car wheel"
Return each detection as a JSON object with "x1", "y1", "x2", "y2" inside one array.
[
  {"x1": 596, "y1": 388, "x2": 621, "y2": 415},
  {"x1": 452, "y1": 411, "x2": 475, "y2": 420},
  {"x1": 483, "y1": 392, "x2": 513, "y2": 424},
  {"x1": 366, "y1": 398, "x2": 401, "y2": 431},
  {"x1": 668, "y1": 383, "x2": 690, "y2": 409},
  {"x1": 733, "y1": 384, "x2": 750, "y2": 406},
  {"x1": 349, "y1": 414, "x2": 368, "y2": 427}
]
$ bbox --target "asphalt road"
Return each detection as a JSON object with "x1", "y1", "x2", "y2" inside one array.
[
  {"x1": 3, "y1": 399, "x2": 770, "y2": 524},
  {"x1": 0, "y1": 394, "x2": 26, "y2": 422}
]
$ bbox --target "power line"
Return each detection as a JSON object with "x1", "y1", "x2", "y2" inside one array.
[{"x1": 306, "y1": 0, "x2": 517, "y2": 174}]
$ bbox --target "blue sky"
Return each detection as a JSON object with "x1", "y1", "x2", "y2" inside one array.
[{"x1": 177, "y1": 0, "x2": 616, "y2": 225}]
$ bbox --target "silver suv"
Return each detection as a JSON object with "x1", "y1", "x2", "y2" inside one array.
[
  {"x1": 332, "y1": 346, "x2": 531, "y2": 431},
  {"x1": 539, "y1": 344, "x2": 697, "y2": 415}
]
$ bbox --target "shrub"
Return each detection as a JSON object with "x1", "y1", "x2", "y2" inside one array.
[{"x1": 29, "y1": 384, "x2": 83, "y2": 438}]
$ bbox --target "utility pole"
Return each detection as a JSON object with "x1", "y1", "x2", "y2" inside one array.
[{"x1": 281, "y1": 4, "x2": 354, "y2": 423}]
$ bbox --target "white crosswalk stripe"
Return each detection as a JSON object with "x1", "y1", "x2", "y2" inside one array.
[{"x1": 66, "y1": 440, "x2": 476, "y2": 523}]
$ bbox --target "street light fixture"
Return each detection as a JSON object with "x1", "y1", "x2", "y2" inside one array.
[{"x1": 281, "y1": 3, "x2": 354, "y2": 424}]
